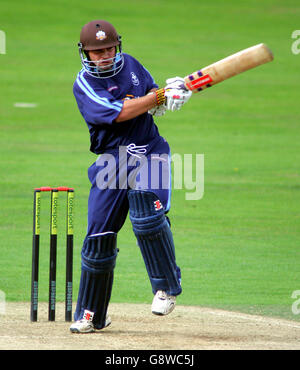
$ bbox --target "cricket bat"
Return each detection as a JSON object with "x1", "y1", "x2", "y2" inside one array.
[{"x1": 183, "y1": 43, "x2": 273, "y2": 93}]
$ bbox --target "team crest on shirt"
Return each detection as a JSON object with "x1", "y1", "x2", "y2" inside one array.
[
  {"x1": 131, "y1": 72, "x2": 139, "y2": 86},
  {"x1": 96, "y1": 30, "x2": 107, "y2": 41}
]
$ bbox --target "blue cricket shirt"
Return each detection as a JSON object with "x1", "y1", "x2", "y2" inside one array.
[{"x1": 73, "y1": 53, "x2": 160, "y2": 154}]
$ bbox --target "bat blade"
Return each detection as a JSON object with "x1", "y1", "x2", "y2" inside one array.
[{"x1": 184, "y1": 43, "x2": 274, "y2": 93}]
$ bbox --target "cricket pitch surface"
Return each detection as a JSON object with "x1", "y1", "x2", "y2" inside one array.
[{"x1": 1, "y1": 302, "x2": 300, "y2": 350}]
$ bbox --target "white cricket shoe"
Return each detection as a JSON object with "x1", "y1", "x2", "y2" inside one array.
[
  {"x1": 70, "y1": 309, "x2": 111, "y2": 333},
  {"x1": 151, "y1": 290, "x2": 176, "y2": 316}
]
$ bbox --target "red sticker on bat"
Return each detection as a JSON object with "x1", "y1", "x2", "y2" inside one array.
[{"x1": 186, "y1": 74, "x2": 213, "y2": 90}]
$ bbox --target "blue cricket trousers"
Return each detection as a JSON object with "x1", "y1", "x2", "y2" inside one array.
[{"x1": 86, "y1": 135, "x2": 172, "y2": 236}]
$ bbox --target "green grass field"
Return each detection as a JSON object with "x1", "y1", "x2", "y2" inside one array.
[{"x1": 1, "y1": 0, "x2": 300, "y2": 322}]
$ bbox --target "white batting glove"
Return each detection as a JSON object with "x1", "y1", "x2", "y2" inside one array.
[
  {"x1": 165, "y1": 76, "x2": 186, "y2": 90},
  {"x1": 164, "y1": 76, "x2": 191, "y2": 111},
  {"x1": 148, "y1": 104, "x2": 167, "y2": 116},
  {"x1": 164, "y1": 87, "x2": 192, "y2": 111}
]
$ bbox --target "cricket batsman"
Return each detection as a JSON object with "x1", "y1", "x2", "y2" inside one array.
[{"x1": 70, "y1": 19, "x2": 191, "y2": 333}]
